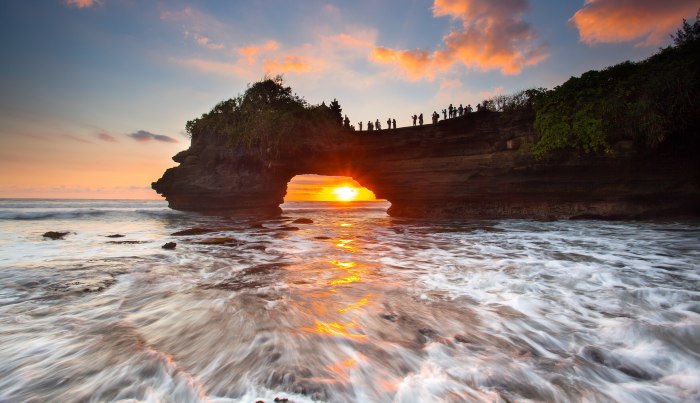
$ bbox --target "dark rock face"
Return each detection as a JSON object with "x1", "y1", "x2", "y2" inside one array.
[{"x1": 153, "y1": 111, "x2": 699, "y2": 219}]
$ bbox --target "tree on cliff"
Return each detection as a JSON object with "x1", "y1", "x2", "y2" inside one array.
[
  {"x1": 185, "y1": 76, "x2": 344, "y2": 156},
  {"x1": 530, "y1": 12, "x2": 699, "y2": 158},
  {"x1": 329, "y1": 99, "x2": 343, "y2": 126}
]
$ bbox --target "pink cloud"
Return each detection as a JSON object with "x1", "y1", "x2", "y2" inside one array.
[
  {"x1": 97, "y1": 132, "x2": 117, "y2": 143},
  {"x1": 570, "y1": 0, "x2": 698, "y2": 46},
  {"x1": 371, "y1": 0, "x2": 547, "y2": 78},
  {"x1": 64, "y1": 0, "x2": 101, "y2": 8},
  {"x1": 186, "y1": 32, "x2": 225, "y2": 50}
]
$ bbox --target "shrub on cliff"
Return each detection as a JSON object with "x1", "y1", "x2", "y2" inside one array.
[
  {"x1": 185, "y1": 76, "x2": 344, "y2": 156},
  {"x1": 531, "y1": 12, "x2": 700, "y2": 159}
]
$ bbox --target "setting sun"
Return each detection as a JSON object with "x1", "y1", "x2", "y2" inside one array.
[{"x1": 333, "y1": 186, "x2": 359, "y2": 201}]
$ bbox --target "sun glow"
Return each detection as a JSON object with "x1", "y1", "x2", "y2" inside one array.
[{"x1": 333, "y1": 186, "x2": 359, "y2": 201}]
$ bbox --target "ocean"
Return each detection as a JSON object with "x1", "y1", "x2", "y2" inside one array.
[{"x1": 1, "y1": 199, "x2": 699, "y2": 402}]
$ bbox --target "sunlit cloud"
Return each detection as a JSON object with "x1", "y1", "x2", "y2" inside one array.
[
  {"x1": 239, "y1": 40, "x2": 280, "y2": 63},
  {"x1": 371, "y1": 0, "x2": 548, "y2": 78},
  {"x1": 185, "y1": 31, "x2": 225, "y2": 50},
  {"x1": 97, "y1": 132, "x2": 117, "y2": 142},
  {"x1": 263, "y1": 55, "x2": 313, "y2": 74},
  {"x1": 127, "y1": 130, "x2": 178, "y2": 143},
  {"x1": 64, "y1": 0, "x2": 101, "y2": 8},
  {"x1": 570, "y1": 0, "x2": 699, "y2": 46}
]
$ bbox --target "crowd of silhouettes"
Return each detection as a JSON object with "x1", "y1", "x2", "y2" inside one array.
[{"x1": 343, "y1": 97, "x2": 486, "y2": 133}]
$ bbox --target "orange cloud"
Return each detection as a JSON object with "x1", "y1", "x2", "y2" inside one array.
[
  {"x1": 570, "y1": 0, "x2": 698, "y2": 46},
  {"x1": 336, "y1": 33, "x2": 374, "y2": 48},
  {"x1": 371, "y1": 0, "x2": 547, "y2": 78},
  {"x1": 64, "y1": 0, "x2": 101, "y2": 8},
  {"x1": 239, "y1": 40, "x2": 280, "y2": 63},
  {"x1": 263, "y1": 55, "x2": 312, "y2": 74},
  {"x1": 370, "y1": 47, "x2": 432, "y2": 80}
]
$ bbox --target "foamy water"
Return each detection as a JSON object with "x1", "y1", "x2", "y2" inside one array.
[{"x1": 1, "y1": 199, "x2": 699, "y2": 402}]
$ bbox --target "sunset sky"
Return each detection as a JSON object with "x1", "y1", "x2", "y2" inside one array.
[{"x1": 1, "y1": 0, "x2": 697, "y2": 200}]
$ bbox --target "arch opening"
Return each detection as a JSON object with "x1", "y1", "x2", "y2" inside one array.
[{"x1": 282, "y1": 174, "x2": 385, "y2": 204}]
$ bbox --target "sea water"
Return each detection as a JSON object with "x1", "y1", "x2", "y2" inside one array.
[{"x1": 0, "y1": 199, "x2": 699, "y2": 402}]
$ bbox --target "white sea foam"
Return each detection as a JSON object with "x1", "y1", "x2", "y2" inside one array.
[{"x1": 0, "y1": 200, "x2": 699, "y2": 402}]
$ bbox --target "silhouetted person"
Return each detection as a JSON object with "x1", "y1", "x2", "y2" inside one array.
[
  {"x1": 387, "y1": 118, "x2": 391, "y2": 129},
  {"x1": 392, "y1": 119, "x2": 396, "y2": 129},
  {"x1": 412, "y1": 114, "x2": 417, "y2": 126},
  {"x1": 458, "y1": 105, "x2": 464, "y2": 117},
  {"x1": 467, "y1": 104, "x2": 473, "y2": 113},
  {"x1": 375, "y1": 119, "x2": 381, "y2": 130},
  {"x1": 442, "y1": 109, "x2": 447, "y2": 120},
  {"x1": 448, "y1": 104, "x2": 454, "y2": 118},
  {"x1": 358, "y1": 121, "x2": 363, "y2": 131},
  {"x1": 432, "y1": 111, "x2": 438, "y2": 124},
  {"x1": 418, "y1": 113, "x2": 423, "y2": 126},
  {"x1": 368, "y1": 121, "x2": 373, "y2": 131}
]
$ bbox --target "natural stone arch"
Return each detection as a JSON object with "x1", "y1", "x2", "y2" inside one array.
[{"x1": 153, "y1": 111, "x2": 699, "y2": 219}]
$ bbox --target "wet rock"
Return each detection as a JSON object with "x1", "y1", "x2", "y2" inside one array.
[
  {"x1": 256, "y1": 400, "x2": 264, "y2": 403},
  {"x1": 42, "y1": 231, "x2": 70, "y2": 240},
  {"x1": 279, "y1": 226, "x2": 300, "y2": 231},
  {"x1": 162, "y1": 242, "x2": 176, "y2": 250},
  {"x1": 106, "y1": 234, "x2": 125, "y2": 238},
  {"x1": 107, "y1": 240, "x2": 148, "y2": 244},
  {"x1": 314, "y1": 236, "x2": 331, "y2": 240},
  {"x1": 196, "y1": 237, "x2": 239, "y2": 246},
  {"x1": 274, "y1": 398, "x2": 288, "y2": 403},
  {"x1": 171, "y1": 227, "x2": 215, "y2": 236},
  {"x1": 379, "y1": 313, "x2": 398, "y2": 322},
  {"x1": 454, "y1": 334, "x2": 471, "y2": 344},
  {"x1": 292, "y1": 218, "x2": 313, "y2": 224}
]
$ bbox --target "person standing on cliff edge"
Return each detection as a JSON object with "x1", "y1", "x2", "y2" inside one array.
[
  {"x1": 358, "y1": 121, "x2": 362, "y2": 131},
  {"x1": 412, "y1": 114, "x2": 417, "y2": 126},
  {"x1": 392, "y1": 119, "x2": 396, "y2": 129},
  {"x1": 419, "y1": 113, "x2": 423, "y2": 126}
]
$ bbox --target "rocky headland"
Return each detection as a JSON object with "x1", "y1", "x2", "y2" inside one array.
[{"x1": 152, "y1": 109, "x2": 699, "y2": 219}]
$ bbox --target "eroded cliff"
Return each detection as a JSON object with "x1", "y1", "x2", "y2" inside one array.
[{"x1": 152, "y1": 111, "x2": 699, "y2": 219}]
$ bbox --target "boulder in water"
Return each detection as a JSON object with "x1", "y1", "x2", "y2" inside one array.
[
  {"x1": 292, "y1": 218, "x2": 313, "y2": 224},
  {"x1": 162, "y1": 242, "x2": 177, "y2": 250},
  {"x1": 42, "y1": 231, "x2": 70, "y2": 240}
]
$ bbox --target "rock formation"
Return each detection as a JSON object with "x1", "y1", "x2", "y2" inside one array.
[{"x1": 152, "y1": 111, "x2": 699, "y2": 219}]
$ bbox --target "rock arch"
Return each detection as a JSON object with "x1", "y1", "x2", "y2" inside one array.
[{"x1": 153, "y1": 111, "x2": 699, "y2": 219}]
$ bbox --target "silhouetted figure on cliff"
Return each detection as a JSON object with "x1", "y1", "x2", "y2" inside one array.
[
  {"x1": 375, "y1": 119, "x2": 381, "y2": 130},
  {"x1": 392, "y1": 119, "x2": 396, "y2": 129},
  {"x1": 368, "y1": 121, "x2": 373, "y2": 131},
  {"x1": 448, "y1": 104, "x2": 454, "y2": 118},
  {"x1": 343, "y1": 115, "x2": 350, "y2": 128},
  {"x1": 432, "y1": 111, "x2": 439, "y2": 124},
  {"x1": 419, "y1": 113, "x2": 423, "y2": 126},
  {"x1": 467, "y1": 104, "x2": 473, "y2": 113},
  {"x1": 358, "y1": 121, "x2": 363, "y2": 131},
  {"x1": 442, "y1": 109, "x2": 447, "y2": 120},
  {"x1": 476, "y1": 103, "x2": 482, "y2": 112},
  {"x1": 412, "y1": 114, "x2": 417, "y2": 126},
  {"x1": 458, "y1": 104, "x2": 464, "y2": 117},
  {"x1": 387, "y1": 118, "x2": 391, "y2": 130}
]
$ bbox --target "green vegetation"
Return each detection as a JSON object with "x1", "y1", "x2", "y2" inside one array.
[
  {"x1": 530, "y1": 12, "x2": 699, "y2": 158},
  {"x1": 185, "y1": 75, "x2": 344, "y2": 156},
  {"x1": 486, "y1": 13, "x2": 699, "y2": 159}
]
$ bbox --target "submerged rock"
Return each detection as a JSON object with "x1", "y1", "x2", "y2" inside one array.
[
  {"x1": 196, "y1": 237, "x2": 239, "y2": 246},
  {"x1": 106, "y1": 234, "x2": 125, "y2": 238},
  {"x1": 171, "y1": 227, "x2": 216, "y2": 236},
  {"x1": 162, "y1": 242, "x2": 177, "y2": 250},
  {"x1": 42, "y1": 231, "x2": 70, "y2": 240},
  {"x1": 107, "y1": 240, "x2": 148, "y2": 244},
  {"x1": 279, "y1": 226, "x2": 300, "y2": 231},
  {"x1": 292, "y1": 218, "x2": 313, "y2": 224}
]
